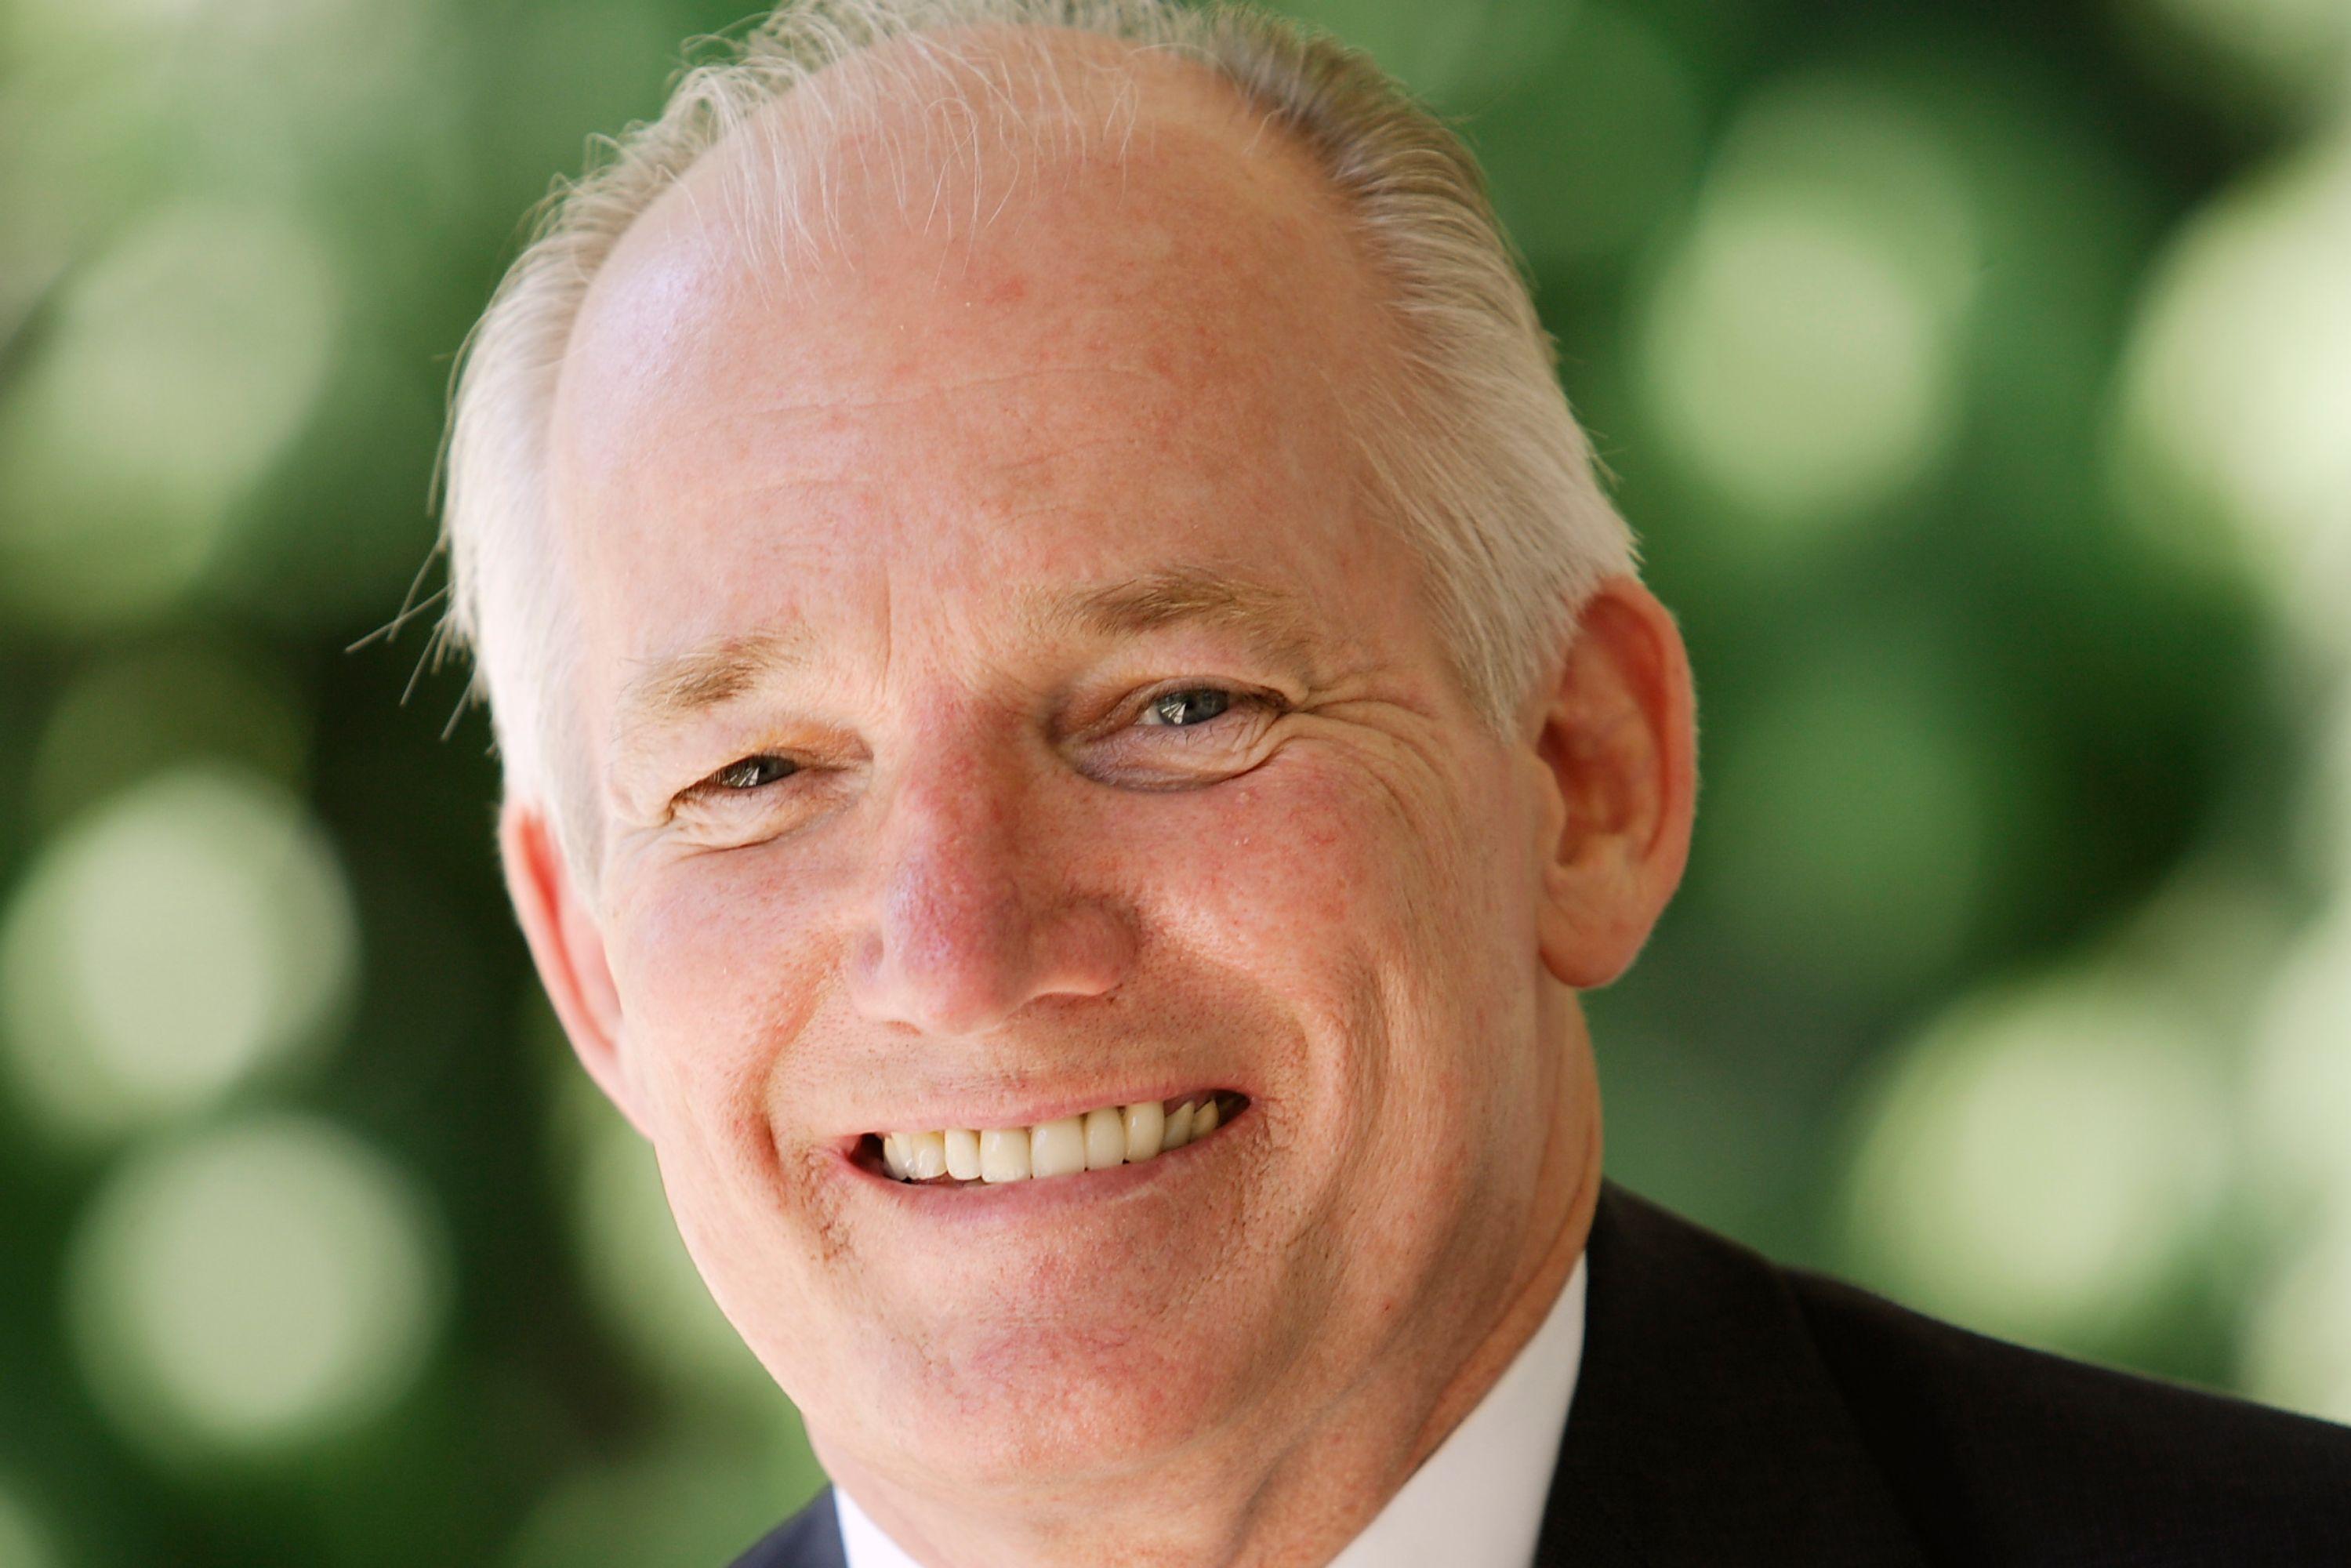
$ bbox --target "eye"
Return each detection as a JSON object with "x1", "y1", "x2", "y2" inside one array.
[
  {"x1": 666, "y1": 750, "x2": 820, "y2": 840},
  {"x1": 1136, "y1": 686, "x2": 1241, "y2": 728},
  {"x1": 704, "y1": 754, "x2": 799, "y2": 792}
]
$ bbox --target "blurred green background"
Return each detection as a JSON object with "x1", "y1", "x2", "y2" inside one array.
[{"x1": 2, "y1": 0, "x2": 2349, "y2": 1560}]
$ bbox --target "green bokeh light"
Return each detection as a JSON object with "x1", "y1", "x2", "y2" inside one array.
[
  {"x1": 2242, "y1": 1214, "x2": 2351, "y2": 1425},
  {"x1": 63, "y1": 1112, "x2": 448, "y2": 1461},
  {"x1": 1695, "y1": 641, "x2": 2008, "y2": 997},
  {"x1": 4, "y1": 0, "x2": 444, "y2": 201},
  {"x1": 1635, "y1": 72, "x2": 1979, "y2": 529},
  {"x1": 0, "y1": 765, "x2": 355, "y2": 1146},
  {"x1": 2128, "y1": 0, "x2": 2351, "y2": 122},
  {"x1": 1842, "y1": 968, "x2": 2228, "y2": 1351},
  {"x1": 2110, "y1": 130, "x2": 2351, "y2": 652},
  {"x1": 1274, "y1": 0, "x2": 1573, "y2": 103},
  {"x1": 0, "y1": 202, "x2": 338, "y2": 629},
  {"x1": 2249, "y1": 909, "x2": 2351, "y2": 1210},
  {"x1": 1470, "y1": 2, "x2": 1704, "y2": 269},
  {"x1": 2309, "y1": 691, "x2": 2351, "y2": 891},
  {"x1": 0, "y1": 1476, "x2": 63, "y2": 1568},
  {"x1": 27, "y1": 638, "x2": 310, "y2": 830}
]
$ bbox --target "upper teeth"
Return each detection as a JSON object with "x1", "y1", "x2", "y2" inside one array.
[{"x1": 880, "y1": 1094, "x2": 1229, "y2": 1183}]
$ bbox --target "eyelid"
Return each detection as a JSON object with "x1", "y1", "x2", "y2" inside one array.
[{"x1": 672, "y1": 679, "x2": 1284, "y2": 806}]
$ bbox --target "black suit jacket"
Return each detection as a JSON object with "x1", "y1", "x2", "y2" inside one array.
[{"x1": 731, "y1": 1178, "x2": 2351, "y2": 1566}]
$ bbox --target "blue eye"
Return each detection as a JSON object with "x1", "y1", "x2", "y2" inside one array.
[{"x1": 1139, "y1": 688, "x2": 1235, "y2": 728}]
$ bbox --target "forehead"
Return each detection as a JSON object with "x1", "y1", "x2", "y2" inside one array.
[{"x1": 546, "y1": 31, "x2": 1417, "y2": 714}]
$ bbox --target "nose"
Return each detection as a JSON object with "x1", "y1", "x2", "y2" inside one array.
[{"x1": 845, "y1": 742, "x2": 1135, "y2": 1038}]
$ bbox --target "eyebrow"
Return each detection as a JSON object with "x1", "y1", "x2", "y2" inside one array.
[{"x1": 615, "y1": 565, "x2": 1331, "y2": 738}]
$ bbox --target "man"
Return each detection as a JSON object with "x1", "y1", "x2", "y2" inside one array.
[{"x1": 434, "y1": 2, "x2": 2351, "y2": 1563}]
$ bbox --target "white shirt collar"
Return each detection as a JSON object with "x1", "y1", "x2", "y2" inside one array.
[{"x1": 836, "y1": 1250, "x2": 1589, "y2": 1568}]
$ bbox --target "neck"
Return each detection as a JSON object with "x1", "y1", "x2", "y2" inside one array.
[{"x1": 818, "y1": 1002, "x2": 1605, "y2": 1568}]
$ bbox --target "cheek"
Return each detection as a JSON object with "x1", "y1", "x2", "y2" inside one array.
[
  {"x1": 1179, "y1": 748, "x2": 1541, "y2": 1150},
  {"x1": 1163, "y1": 745, "x2": 1515, "y2": 1016},
  {"x1": 605, "y1": 858, "x2": 833, "y2": 1125},
  {"x1": 1127, "y1": 757, "x2": 1410, "y2": 1011},
  {"x1": 1198, "y1": 766, "x2": 1377, "y2": 937},
  {"x1": 1133, "y1": 750, "x2": 1545, "y2": 1301},
  {"x1": 602, "y1": 865, "x2": 856, "y2": 1367},
  {"x1": 1127, "y1": 748, "x2": 1522, "y2": 1125}
]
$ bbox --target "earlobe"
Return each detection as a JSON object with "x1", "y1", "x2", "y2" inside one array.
[
  {"x1": 1529, "y1": 575, "x2": 1699, "y2": 989},
  {"x1": 499, "y1": 799, "x2": 644, "y2": 1134}
]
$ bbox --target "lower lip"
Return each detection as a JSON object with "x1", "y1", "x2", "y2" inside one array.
[{"x1": 834, "y1": 1102, "x2": 1254, "y2": 1219}]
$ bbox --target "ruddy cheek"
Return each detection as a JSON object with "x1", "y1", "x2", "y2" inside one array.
[
  {"x1": 620, "y1": 875, "x2": 823, "y2": 1088},
  {"x1": 1203, "y1": 764, "x2": 1425, "y2": 952}
]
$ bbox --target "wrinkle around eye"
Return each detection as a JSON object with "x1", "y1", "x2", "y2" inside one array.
[
  {"x1": 661, "y1": 757, "x2": 851, "y2": 851},
  {"x1": 649, "y1": 683, "x2": 1303, "y2": 844},
  {"x1": 1081, "y1": 688, "x2": 1290, "y2": 786}
]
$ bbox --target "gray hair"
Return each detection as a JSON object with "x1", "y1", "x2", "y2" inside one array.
[{"x1": 433, "y1": 0, "x2": 1638, "y2": 887}]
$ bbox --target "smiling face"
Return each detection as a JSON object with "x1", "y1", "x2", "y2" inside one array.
[{"x1": 517, "y1": 37, "x2": 1623, "y2": 1542}]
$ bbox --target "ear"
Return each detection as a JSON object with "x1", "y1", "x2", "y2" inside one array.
[
  {"x1": 499, "y1": 797, "x2": 644, "y2": 1134},
  {"x1": 1525, "y1": 574, "x2": 1698, "y2": 989}
]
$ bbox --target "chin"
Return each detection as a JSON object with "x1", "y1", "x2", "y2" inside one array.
[{"x1": 823, "y1": 1301, "x2": 1272, "y2": 1494}]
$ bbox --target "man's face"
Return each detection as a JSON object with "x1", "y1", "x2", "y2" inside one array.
[{"x1": 539, "y1": 56, "x2": 1585, "y2": 1501}]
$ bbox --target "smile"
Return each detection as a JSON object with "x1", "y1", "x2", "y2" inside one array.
[{"x1": 868, "y1": 1091, "x2": 1250, "y2": 1185}]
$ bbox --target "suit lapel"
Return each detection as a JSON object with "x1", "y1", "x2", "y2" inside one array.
[
  {"x1": 731, "y1": 1485, "x2": 847, "y2": 1568},
  {"x1": 1533, "y1": 1181, "x2": 1927, "y2": 1566}
]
